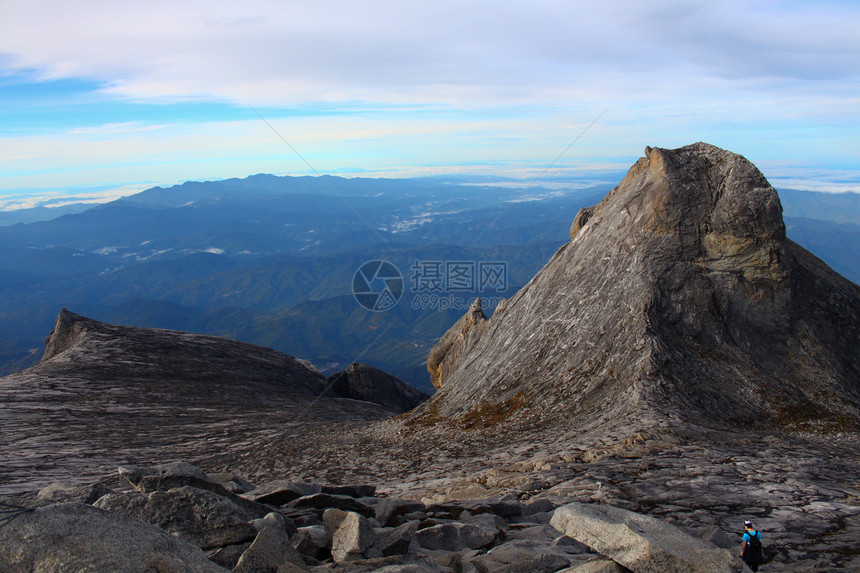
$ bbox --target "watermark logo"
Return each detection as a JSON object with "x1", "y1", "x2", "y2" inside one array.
[
  {"x1": 353, "y1": 259, "x2": 508, "y2": 311},
  {"x1": 352, "y1": 260, "x2": 404, "y2": 311}
]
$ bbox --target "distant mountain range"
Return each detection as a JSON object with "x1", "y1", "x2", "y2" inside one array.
[{"x1": 0, "y1": 173, "x2": 857, "y2": 390}]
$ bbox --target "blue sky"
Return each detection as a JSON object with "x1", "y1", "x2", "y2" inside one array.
[{"x1": 1, "y1": 0, "x2": 859, "y2": 210}]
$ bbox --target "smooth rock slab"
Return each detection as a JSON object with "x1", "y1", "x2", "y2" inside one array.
[
  {"x1": 0, "y1": 501, "x2": 227, "y2": 573},
  {"x1": 550, "y1": 502, "x2": 746, "y2": 573}
]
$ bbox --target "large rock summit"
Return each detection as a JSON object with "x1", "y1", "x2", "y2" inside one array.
[
  {"x1": 0, "y1": 310, "x2": 414, "y2": 494},
  {"x1": 417, "y1": 142, "x2": 860, "y2": 433}
]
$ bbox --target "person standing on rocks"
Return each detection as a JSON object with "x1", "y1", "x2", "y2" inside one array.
[{"x1": 741, "y1": 520, "x2": 765, "y2": 571}]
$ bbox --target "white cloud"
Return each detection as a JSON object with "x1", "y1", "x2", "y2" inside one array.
[
  {"x1": 0, "y1": 1, "x2": 858, "y2": 202},
  {"x1": 0, "y1": 1, "x2": 858, "y2": 107}
]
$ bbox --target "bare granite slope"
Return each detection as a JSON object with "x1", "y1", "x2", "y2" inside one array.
[
  {"x1": 415, "y1": 143, "x2": 860, "y2": 433},
  {"x1": 0, "y1": 310, "x2": 398, "y2": 495}
]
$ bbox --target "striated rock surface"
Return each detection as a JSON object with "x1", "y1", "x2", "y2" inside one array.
[
  {"x1": 414, "y1": 142, "x2": 860, "y2": 432},
  {"x1": 327, "y1": 362, "x2": 429, "y2": 413},
  {"x1": 0, "y1": 310, "x2": 398, "y2": 494},
  {"x1": 426, "y1": 297, "x2": 488, "y2": 390}
]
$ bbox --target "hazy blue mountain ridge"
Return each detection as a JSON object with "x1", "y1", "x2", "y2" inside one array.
[{"x1": 0, "y1": 173, "x2": 856, "y2": 390}]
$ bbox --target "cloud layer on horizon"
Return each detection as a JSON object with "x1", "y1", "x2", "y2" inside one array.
[{"x1": 0, "y1": 0, "x2": 858, "y2": 201}]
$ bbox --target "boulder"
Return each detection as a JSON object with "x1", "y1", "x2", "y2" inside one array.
[
  {"x1": 0, "y1": 501, "x2": 227, "y2": 572},
  {"x1": 327, "y1": 363, "x2": 429, "y2": 412},
  {"x1": 208, "y1": 472, "x2": 256, "y2": 494},
  {"x1": 375, "y1": 497, "x2": 426, "y2": 526},
  {"x1": 288, "y1": 493, "x2": 374, "y2": 517},
  {"x1": 470, "y1": 539, "x2": 572, "y2": 572},
  {"x1": 243, "y1": 480, "x2": 322, "y2": 506},
  {"x1": 36, "y1": 481, "x2": 112, "y2": 505},
  {"x1": 291, "y1": 525, "x2": 329, "y2": 560},
  {"x1": 94, "y1": 486, "x2": 259, "y2": 550},
  {"x1": 117, "y1": 461, "x2": 270, "y2": 517},
  {"x1": 376, "y1": 521, "x2": 420, "y2": 556},
  {"x1": 325, "y1": 509, "x2": 379, "y2": 562},
  {"x1": 551, "y1": 502, "x2": 745, "y2": 573},
  {"x1": 415, "y1": 521, "x2": 498, "y2": 551},
  {"x1": 321, "y1": 483, "x2": 378, "y2": 498},
  {"x1": 118, "y1": 461, "x2": 221, "y2": 493},
  {"x1": 562, "y1": 558, "x2": 633, "y2": 572},
  {"x1": 207, "y1": 542, "x2": 252, "y2": 569},
  {"x1": 522, "y1": 498, "x2": 556, "y2": 516},
  {"x1": 233, "y1": 523, "x2": 307, "y2": 573}
]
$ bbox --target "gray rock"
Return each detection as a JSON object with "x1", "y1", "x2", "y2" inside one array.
[
  {"x1": 327, "y1": 363, "x2": 429, "y2": 412},
  {"x1": 0, "y1": 501, "x2": 227, "y2": 572},
  {"x1": 426, "y1": 297, "x2": 487, "y2": 389},
  {"x1": 409, "y1": 142, "x2": 860, "y2": 432},
  {"x1": 118, "y1": 460, "x2": 217, "y2": 493},
  {"x1": 291, "y1": 525, "x2": 329, "y2": 560},
  {"x1": 208, "y1": 472, "x2": 256, "y2": 494},
  {"x1": 94, "y1": 486, "x2": 259, "y2": 550},
  {"x1": 288, "y1": 492, "x2": 374, "y2": 517},
  {"x1": 321, "y1": 483, "x2": 378, "y2": 498},
  {"x1": 328, "y1": 510, "x2": 378, "y2": 562},
  {"x1": 243, "y1": 480, "x2": 322, "y2": 506},
  {"x1": 36, "y1": 481, "x2": 112, "y2": 505},
  {"x1": 117, "y1": 461, "x2": 269, "y2": 518},
  {"x1": 207, "y1": 542, "x2": 252, "y2": 569},
  {"x1": 415, "y1": 521, "x2": 498, "y2": 551},
  {"x1": 462, "y1": 497, "x2": 524, "y2": 518},
  {"x1": 375, "y1": 497, "x2": 426, "y2": 526},
  {"x1": 233, "y1": 524, "x2": 307, "y2": 573},
  {"x1": 522, "y1": 498, "x2": 556, "y2": 516},
  {"x1": 551, "y1": 502, "x2": 745, "y2": 573},
  {"x1": 471, "y1": 539, "x2": 572, "y2": 572},
  {"x1": 561, "y1": 557, "x2": 632, "y2": 572},
  {"x1": 699, "y1": 525, "x2": 739, "y2": 550},
  {"x1": 376, "y1": 521, "x2": 419, "y2": 556}
]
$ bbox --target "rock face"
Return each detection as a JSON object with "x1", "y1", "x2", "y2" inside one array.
[
  {"x1": 327, "y1": 362, "x2": 429, "y2": 412},
  {"x1": 0, "y1": 310, "x2": 399, "y2": 494},
  {"x1": 426, "y1": 298, "x2": 488, "y2": 390},
  {"x1": 40, "y1": 308, "x2": 326, "y2": 395},
  {"x1": 415, "y1": 143, "x2": 860, "y2": 432}
]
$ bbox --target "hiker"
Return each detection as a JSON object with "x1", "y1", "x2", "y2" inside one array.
[{"x1": 741, "y1": 520, "x2": 765, "y2": 571}]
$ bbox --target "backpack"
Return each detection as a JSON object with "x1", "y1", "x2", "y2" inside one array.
[{"x1": 745, "y1": 531, "x2": 764, "y2": 563}]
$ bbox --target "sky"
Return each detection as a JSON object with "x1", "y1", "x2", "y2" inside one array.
[{"x1": 0, "y1": 0, "x2": 859, "y2": 210}]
